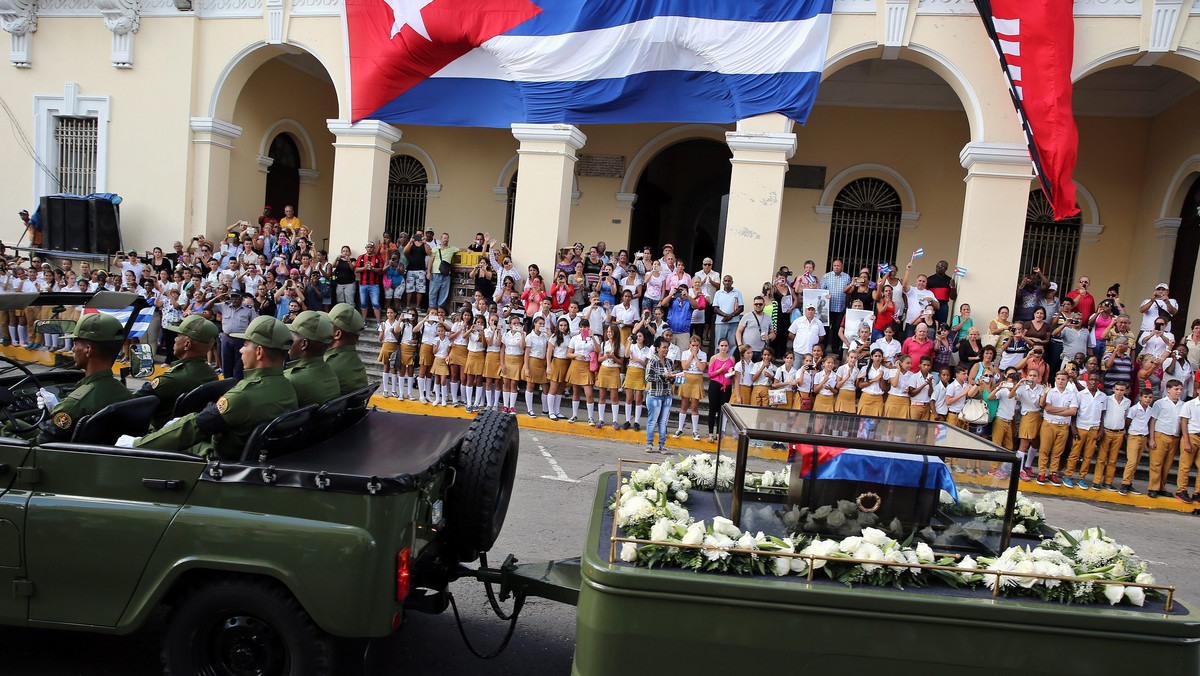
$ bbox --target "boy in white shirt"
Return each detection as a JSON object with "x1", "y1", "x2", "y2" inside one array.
[
  {"x1": 988, "y1": 371, "x2": 1019, "y2": 456},
  {"x1": 1064, "y1": 373, "x2": 1106, "y2": 489},
  {"x1": 905, "y1": 355, "x2": 937, "y2": 420},
  {"x1": 1014, "y1": 368, "x2": 1045, "y2": 482},
  {"x1": 1176, "y1": 393, "x2": 1200, "y2": 503},
  {"x1": 1091, "y1": 382, "x2": 1131, "y2": 492},
  {"x1": 1146, "y1": 379, "x2": 1185, "y2": 499},
  {"x1": 1119, "y1": 389, "x2": 1157, "y2": 495},
  {"x1": 1037, "y1": 370, "x2": 1079, "y2": 487},
  {"x1": 931, "y1": 366, "x2": 952, "y2": 421}
]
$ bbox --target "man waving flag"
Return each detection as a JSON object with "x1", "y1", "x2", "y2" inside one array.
[
  {"x1": 347, "y1": 0, "x2": 834, "y2": 127},
  {"x1": 973, "y1": 0, "x2": 1079, "y2": 221}
]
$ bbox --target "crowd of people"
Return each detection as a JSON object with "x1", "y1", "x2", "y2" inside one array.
[{"x1": 5, "y1": 204, "x2": 1200, "y2": 499}]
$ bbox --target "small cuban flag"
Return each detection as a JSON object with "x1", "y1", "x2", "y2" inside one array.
[
  {"x1": 911, "y1": 248, "x2": 925, "y2": 260},
  {"x1": 953, "y1": 265, "x2": 967, "y2": 278},
  {"x1": 84, "y1": 306, "x2": 157, "y2": 339},
  {"x1": 877, "y1": 263, "x2": 892, "y2": 275}
]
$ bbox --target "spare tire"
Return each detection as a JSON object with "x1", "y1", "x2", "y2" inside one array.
[{"x1": 444, "y1": 408, "x2": 520, "y2": 562}]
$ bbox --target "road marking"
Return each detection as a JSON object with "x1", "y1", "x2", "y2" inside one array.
[{"x1": 529, "y1": 434, "x2": 578, "y2": 483}]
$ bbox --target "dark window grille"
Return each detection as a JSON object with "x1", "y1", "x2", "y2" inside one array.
[
  {"x1": 54, "y1": 116, "x2": 97, "y2": 195},
  {"x1": 503, "y1": 172, "x2": 517, "y2": 246},
  {"x1": 384, "y1": 154, "x2": 428, "y2": 240},
  {"x1": 1021, "y1": 189, "x2": 1081, "y2": 290},
  {"x1": 828, "y1": 177, "x2": 902, "y2": 276}
]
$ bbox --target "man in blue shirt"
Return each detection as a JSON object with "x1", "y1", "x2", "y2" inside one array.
[
  {"x1": 659, "y1": 283, "x2": 698, "y2": 352},
  {"x1": 819, "y1": 258, "x2": 851, "y2": 354}
]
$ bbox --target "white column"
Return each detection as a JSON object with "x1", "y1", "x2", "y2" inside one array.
[
  {"x1": 188, "y1": 117, "x2": 243, "y2": 240},
  {"x1": 954, "y1": 142, "x2": 1034, "y2": 320},
  {"x1": 509, "y1": 123, "x2": 586, "y2": 273},
  {"x1": 721, "y1": 113, "x2": 796, "y2": 295},
  {"x1": 326, "y1": 119, "x2": 402, "y2": 250}
]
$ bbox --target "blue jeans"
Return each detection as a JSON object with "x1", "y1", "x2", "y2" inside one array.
[
  {"x1": 714, "y1": 322, "x2": 737, "y2": 349},
  {"x1": 430, "y1": 273, "x2": 451, "y2": 309},
  {"x1": 646, "y1": 395, "x2": 672, "y2": 448},
  {"x1": 358, "y1": 283, "x2": 381, "y2": 310}
]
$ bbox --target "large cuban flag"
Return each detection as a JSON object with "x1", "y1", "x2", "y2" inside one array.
[{"x1": 347, "y1": 0, "x2": 834, "y2": 127}]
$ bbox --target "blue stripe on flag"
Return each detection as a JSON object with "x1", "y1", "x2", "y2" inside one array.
[
  {"x1": 127, "y1": 308, "x2": 155, "y2": 339},
  {"x1": 370, "y1": 70, "x2": 825, "y2": 128},
  {"x1": 505, "y1": 0, "x2": 833, "y2": 36},
  {"x1": 912, "y1": 248, "x2": 925, "y2": 258}
]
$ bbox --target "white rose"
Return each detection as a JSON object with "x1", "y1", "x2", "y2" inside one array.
[
  {"x1": 675, "y1": 490, "x2": 689, "y2": 503},
  {"x1": 1014, "y1": 560, "x2": 1038, "y2": 588},
  {"x1": 915, "y1": 542, "x2": 935, "y2": 564},
  {"x1": 649, "y1": 520, "x2": 670, "y2": 543},
  {"x1": 1125, "y1": 586, "x2": 1146, "y2": 607},
  {"x1": 736, "y1": 533, "x2": 757, "y2": 551},
  {"x1": 861, "y1": 527, "x2": 889, "y2": 547},
  {"x1": 772, "y1": 557, "x2": 793, "y2": 576},
  {"x1": 1136, "y1": 572, "x2": 1156, "y2": 586},
  {"x1": 839, "y1": 536, "x2": 863, "y2": 554},
  {"x1": 712, "y1": 516, "x2": 740, "y2": 539},
  {"x1": 682, "y1": 522, "x2": 706, "y2": 546},
  {"x1": 620, "y1": 542, "x2": 638, "y2": 562},
  {"x1": 853, "y1": 543, "x2": 885, "y2": 573},
  {"x1": 826, "y1": 510, "x2": 847, "y2": 528},
  {"x1": 760, "y1": 471, "x2": 774, "y2": 487},
  {"x1": 1011, "y1": 524, "x2": 1027, "y2": 535},
  {"x1": 1103, "y1": 584, "x2": 1126, "y2": 605}
]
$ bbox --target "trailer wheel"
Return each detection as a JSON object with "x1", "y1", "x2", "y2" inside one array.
[
  {"x1": 162, "y1": 578, "x2": 332, "y2": 676},
  {"x1": 445, "y1": 408, "x2": 520, "y2": 561}
]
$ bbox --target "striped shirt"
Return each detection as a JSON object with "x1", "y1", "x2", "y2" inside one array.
[
  {"x1": 819, "y1": 271, "x2": 852, "y2": 312},
  {"x1": 645, "y1": 354, "x2": 672, "y2": 397},
  {"x1": 356, "y1": 253, "x2": 384, "y2": 286}
]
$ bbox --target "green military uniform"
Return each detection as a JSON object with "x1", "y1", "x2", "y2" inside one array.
[
  {"x1": 37, "y1": 313, "x2": 132, "y2": 444},
  {"x1": 135, "y1": 316, "x2": 219, "y2": 430},
  {"x1": 284, "y1": 311, "x2": 340, "y2": 408},
  {"x1": 324, "y1": 303, "x2": 368, "y2": 395},
  {"x1": 135, "y1": 316, "x2": 298, "y2": 460}
]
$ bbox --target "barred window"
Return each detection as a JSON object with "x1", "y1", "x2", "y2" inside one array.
[
  {"x1": 384, "y1": 154, "x2": 428, "y2": 240},
  {"x1": 827, "y1": 178, "x2": 902, "y2": 276},
  {"x1": 1021, "y1": 190, "x2": 1081, "y2": 290},
  {"x1": 54, "y1": 116, "x2": 97, "y2": 195},
  {"x1": 502, "y1": 172, "x2": 517, "y2": 246}
]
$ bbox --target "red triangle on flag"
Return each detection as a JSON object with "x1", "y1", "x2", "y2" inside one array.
[{"x1": 348, "y1": 0, "x2": 543, "y2": 121}]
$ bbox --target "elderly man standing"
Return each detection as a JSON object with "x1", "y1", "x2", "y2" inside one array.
[
  {"x1": 428, "y1": 232, "x2": 459, "y2": 311},
  {"x1": 207, "y1": 289, "x2": 255, "y2": 381},
  {"x1": 712, "y1": 275, "x2": 744, "y2": 349},
  {"x1": 819, "y1": 259, "x2": 851, "y2": 354},
  {"x1": 788, "y1": 304, "x2": 825, "y2": 358},
  {"x1": 901, "y1": 262, "x2": 940, "y2": 338}
]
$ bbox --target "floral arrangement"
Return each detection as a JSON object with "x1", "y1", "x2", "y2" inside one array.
[
  {"x1": 746, "y1": 466, "x2": 790, "y2": 490},
  {"x1": 675, "y1": 453, "x2": 736, "y2": 491},
  {"x1": 939, "y1": 489, "x2": 1046, "y2": 535}
]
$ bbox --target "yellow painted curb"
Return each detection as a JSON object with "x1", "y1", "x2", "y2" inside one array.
[
  {"x1": 956, "y1": 474, "x2": 1198, "y2": 514},
  {"x1": 367, "y1": 395, "x2": 790, "y2": 462},
  {"x1": 0, "y1": 344, "x2": 61, "y2": 367}
]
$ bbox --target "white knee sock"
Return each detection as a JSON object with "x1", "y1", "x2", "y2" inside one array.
[
  {"x1": 572, "y1": 399, "x2": 580, "y2": 418},
  {"x1": 17, "y1": 326, "x2": 28, "y2": 345},
  {"x1": 586, "y1": 402, "x2": 594, "y2": 419},
  {"x1": 450, "y1": 381, "x2": 459, "y2": 403},
  {"x1": 691, "y1": 414, "x2": 700, "y2": 432},
  {"x1": 624, "y1": 403, "x2": 632, "y2": 422},
  {"x1": 7, "y1": 326, "x2": 16, "y2": 344},
  {"x1": 634, "y1": 405, "x2": 643, "y2": 424},
  {"x1": 676, "y1": 411, "x2": 686, "y2": 431},
  {"x1": 525, "y1": 391, "x2": 535, "y2": 413},
  {"x1": 63, "y1": 338, "x2": 73, "y2": 353},
  {"x1": 541, "y1": 393, "x2": 549, "y2": 415},
  {"x1": 441, "y1": 384, "x2": 450, "y2": 404},
  {"x1": 597, "y1": 404, "x2": 606, "y2": 424}
]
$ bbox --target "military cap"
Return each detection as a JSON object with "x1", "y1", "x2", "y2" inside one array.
[
  {"x1": 289, "y1": 310, "x2": 333, "y2": 344},
  {"x1": 230, "y1": 315, "x2": 293, "y2": 350},
  {"x1": 64, "y1": 312, "x2": 125, "y2": 342},
  {"x1": 165, "y1": 314, "x2": 218, "y2": 344},
  {"x1": 328, "y1": 303, "x2": 364, "y2": 335}
]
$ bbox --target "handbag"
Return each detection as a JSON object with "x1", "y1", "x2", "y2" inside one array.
[
  {"x1": 382, "y1": 274, "x2": 393, "y2": 289},
  {"x1": 589, "y1": 351, "x2": 600, "y2": 372},
  {"x1": 960, "y1": 398, "x2": 990, "y2": 425},
  {"x1": 768, "y1": 389, "x2": 788, "y2": 406}
]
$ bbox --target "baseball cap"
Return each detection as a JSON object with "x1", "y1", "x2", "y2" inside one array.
[
  {"x1": 64, "y1": 312, "x2": 125, "y2": 341},
  {"x1": 1048, "y1": 282, "x2": 1058, "y2": 291},
  {"x1": 1157, "y1": 282, "x2": 1170, "y2": 290},
  {"x1": 165, "y1": 314, "x2": 218, "y2": 343},
  {"x1": 328, "y1": 303, "x2": 365, "y2": 335},
  {"x1": 289, "y1": 310, "x2": 333, "y2": 344},
  {"x1": 230, "y1": 315, "x2": 293, "y2": 350}
]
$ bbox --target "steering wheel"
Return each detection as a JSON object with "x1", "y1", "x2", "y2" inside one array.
[{"x1": 0, "y1": 356, "x2": 45, "y2": 435}]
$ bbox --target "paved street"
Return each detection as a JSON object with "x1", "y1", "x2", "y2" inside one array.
[{"x1": 0, "y1": 422, "x2": 1198, "y2": 674}]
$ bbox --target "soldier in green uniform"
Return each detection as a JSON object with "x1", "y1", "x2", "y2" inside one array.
[
  {"x1": 135, "y1": 316, "x2": 298, "y2": 459},
  {"x1": 284, "y1": 310, "x2": 340, "y2": 407},
  {"x1": 324, "y1": 303, "x2": 368, "y2": 395},
  {"x1": 34, "y1": 313, "x2": 132, "y2": 443},
  {"x1": 134, "y1": 315, "x2": 219, "y2": 430}
]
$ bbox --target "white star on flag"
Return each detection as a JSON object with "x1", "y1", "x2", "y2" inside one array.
[{"x1": 383, "y1": 0, "x2": 434, "y2": 40}]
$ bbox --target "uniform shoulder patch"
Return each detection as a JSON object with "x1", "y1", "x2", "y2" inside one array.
[
  {"x1": 216, "y1": 395, "x2": 230, "y2": 414},
  {"x1": 53, "y1": 411, "x2": 72, "y2": 429},
  {"x1": 150, "y1": 377, "x2": 160, "y2": 389}
]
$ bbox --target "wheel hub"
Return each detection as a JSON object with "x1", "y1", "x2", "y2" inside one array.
[{"x1": 210, "y1": 614, "x2": 285, "y2": 676}]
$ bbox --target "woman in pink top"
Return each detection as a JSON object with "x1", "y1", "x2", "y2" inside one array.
[
  {"x1": 1090, "y1": 297, "x2": 1115, "y2": 360},
  {"x1": 706, "y1": 337, "x2": 736, "y2": 442}
]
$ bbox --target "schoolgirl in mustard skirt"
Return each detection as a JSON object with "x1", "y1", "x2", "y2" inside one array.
[
  {"x1": 399, "y1": 343, "x2": 416, "y2": 368},
  {"x1": 567, "y1": 359, "x2": 593, "y2": 387},
  {"x1": 466, "y1": 348, "x2": 486, "y2": 377},
  {"x1": 526, "y1": 353, "x2": 549, "y2": 385},
  {"x1": 624, "y1": 364, "x2": 646, "y2": 390},
  {"x1": 449, "y1": 344, "x2": 468, "y2": 367},
  {"x1": 502, "y1": 353, "x2": 524, "y2": 380},
  {"x1": 680, "y1": 373, "x2": 704, "y2": 400},
  {"x1": 551, "y1": 357, "x2": 570, "y2": 382},
  {"x1": 484, "y1": 323, "x2": 503, "y2": 379},
  {"x1": 857, "y1": 392, "x2": 885, "y2": 416},
  {"x1": 595, "y1": 364, "x2": 621, "y2": 389},
  {"x1": 884, "y1": 393, "x2": 910, "y2": 418}
]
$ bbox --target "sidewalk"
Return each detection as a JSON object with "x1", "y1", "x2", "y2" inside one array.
[{"x1": 956, "y1": 472, "x2": 1200, "y2": 514}]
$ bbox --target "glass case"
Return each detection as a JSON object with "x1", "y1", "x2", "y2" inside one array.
[{"x1": 716, "y1": 404, "x2": 1021, "y2": 555}]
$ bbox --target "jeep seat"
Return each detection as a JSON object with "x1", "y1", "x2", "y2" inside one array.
[
  {"x1": 72, "y1": 396, "x2": 161, "y2": 445},
  {"x1": 240, "y1": 405, "x2": 316, "y2": 463},
  {"x1": 173, "y1": 378, "x2": 238, "y2": 418},
  {"x1": 309, "y1": 383, "x2": 379, "y2": 441}
]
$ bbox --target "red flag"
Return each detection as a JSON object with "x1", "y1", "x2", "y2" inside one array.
[{"x1": 974, "y1": 0, "x2": 1079, "y2": 221}]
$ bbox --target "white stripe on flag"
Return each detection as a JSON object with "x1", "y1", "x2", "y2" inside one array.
[
  {"x1": 1014, "y1": 85, "x2": 1023, "y2": 100},
  {"x1": 1007, "y1": 65, "x2": 1021, "y2": 81},
  {"x1": 96, "y1": 308, "x2": 133, "y2": 324},
  {"x1": 993, "y1": 17, "x2": 1020, "y2": 35},
  {"x1": 128, "y1": 308, "x2": 155, "y2": 339},
  {"x1": 435, "y1": 14, "x2": 831, "y2": 81},
  {"x1": 998, "y1": 39, "x2": 1020, "y2": 57}
]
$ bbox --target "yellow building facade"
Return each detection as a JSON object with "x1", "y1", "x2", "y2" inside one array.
[{"x1": 3, "y1": 0, "x2": 1200, "y2": 324}]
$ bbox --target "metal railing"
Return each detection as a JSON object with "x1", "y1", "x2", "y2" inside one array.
[
  {"x1": 54, "y1": 116, "x2": 97, "y2": 196},
  {"x1": 827, "y1": 177, "x2": 902, "y2": 276},
  {"x1": 384, "y1": 155, "x2": 428, "y2": 241},
  {"x1": 1022, "y1": 190, "x2": 1081, "y2": 290}
]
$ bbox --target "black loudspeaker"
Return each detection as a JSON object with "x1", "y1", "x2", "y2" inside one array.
[
  {"x1": 40, "y1": 196, "x2": 89, "y2": 252},
  {"x1": 88, "y1": 199, "x2": 121, "y2": 254}
]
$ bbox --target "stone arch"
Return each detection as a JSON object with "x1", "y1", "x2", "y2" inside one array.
[
  {"x1": 617, "y1": 124, "x2": 729, "y2": 196},
  {"x1": 260, "y1": 119, "x2": 319, "y2": 171},
  {"x1": 822, "y1": 43, "x2": 986, "y2": 142},
  {"x1": 816, "y1": 163, "x2": 920, "y2": 226},
  {"x1": 1073, "y1": 179, "x2": 1102, "y2": 241},
  {"x1": 496, "y1": 154, "x2": 578, "y2": 203},
  {"x1": 1161, "y1": 155, "x2": 1200, "y2": 220},
  {"x1": 209, "y1": 41, "x2": 344, "y2": 121},
  {"x1": 392, "y1": 142, "x2": 442, "y2": 197}
]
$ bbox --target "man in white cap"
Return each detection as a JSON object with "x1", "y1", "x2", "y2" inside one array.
[
  {"x1": 788, "y1": 304, "x2": 825, "y2": 358},
  {"x1": 1140, "y1": 282, "x2": 1179, "y2": 335}
]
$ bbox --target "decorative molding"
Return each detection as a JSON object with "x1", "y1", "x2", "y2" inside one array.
[
  {"x1": 900, "y1": 211, "x2": 920, "y2": 228},
  {"x1": 391, "y1": 141, "x2": 440, "y2": 185},
  {"x1": 326, "y1": 118, "x2": 402, "y2": 152},
  {"x1": 36, "y1": 0, "x2": 173, "y2": 16},
  {"x1": 265, "y1": 0, "x2": 281, "y2": 42},
  {"x1": 492, "y1": 186, "x2": 509, "y2": 202},
  {"x1": 1155, "y1": 217, "x2": 1181, "y2": 239},
  {"x1": 1072, "y1": 0, "x2": 1140, "y2": 17},
  {"x1": 189, "y1": 116, "x2": 243, "y2": 142},
  {"x1": 298, "y1": 167, "x2": 319, "y2": 185},
  {"x1": 882, "y1": 0, "x2": 910, "y2": 60},
  {"x1": 916, "y1": 0, "x2": 976, "y2": 15},
  {"x1": 619, "y1": 123, "x2": 726, "y2": 194},
  {"x1": 289, "y1": 0, "x2": 337, "y2": 16},
  {"x1": 819, "y1": 162, "x2": 919, "y2": 213},
  {"x1": 193, "y1": 0, "x2": 261, "y2": 19},
  {"x1": 256, "y1": 154, "x2": 274, "y2": 173},
  {"x1": 726, "y1": 131, "x2": 797, "y2": 163},
  {"x1": 1160, "y1": 154, "x2": 1200, "y2": 218},
  {"x1": 832, "y1": 0, "x2": 875, "y2": 13},
  {"x1": 511, "y1": 123, "x2": 587, "y2": 157},
  {"x1": 425, "y1": 183, "x2": 441, "y2": 199},
  {"x1": 94, "y1": 0, "x2": 138, "y2": 67},
  {"x1": 33, "y1": 82, "x2": 111, "y2": 205},
  {"x1": 1139, "y1": 0, "x2": 1184, "y2": 65},
  {"x1": 1080, "y1": 224, "x2": 1105, "y2": 242},
  {"x1": 959, "y1": 141, "x2": 1034, "y2": 180},
  {"x1": 261, "y1": 118, "x2": 318, "y2": 169},
  {"x1": 615, "y1": 192, "x2": 637, "y2": 210},
  {"x1": 0, "y1": 0, "x2": 37, "y2": 67}
]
